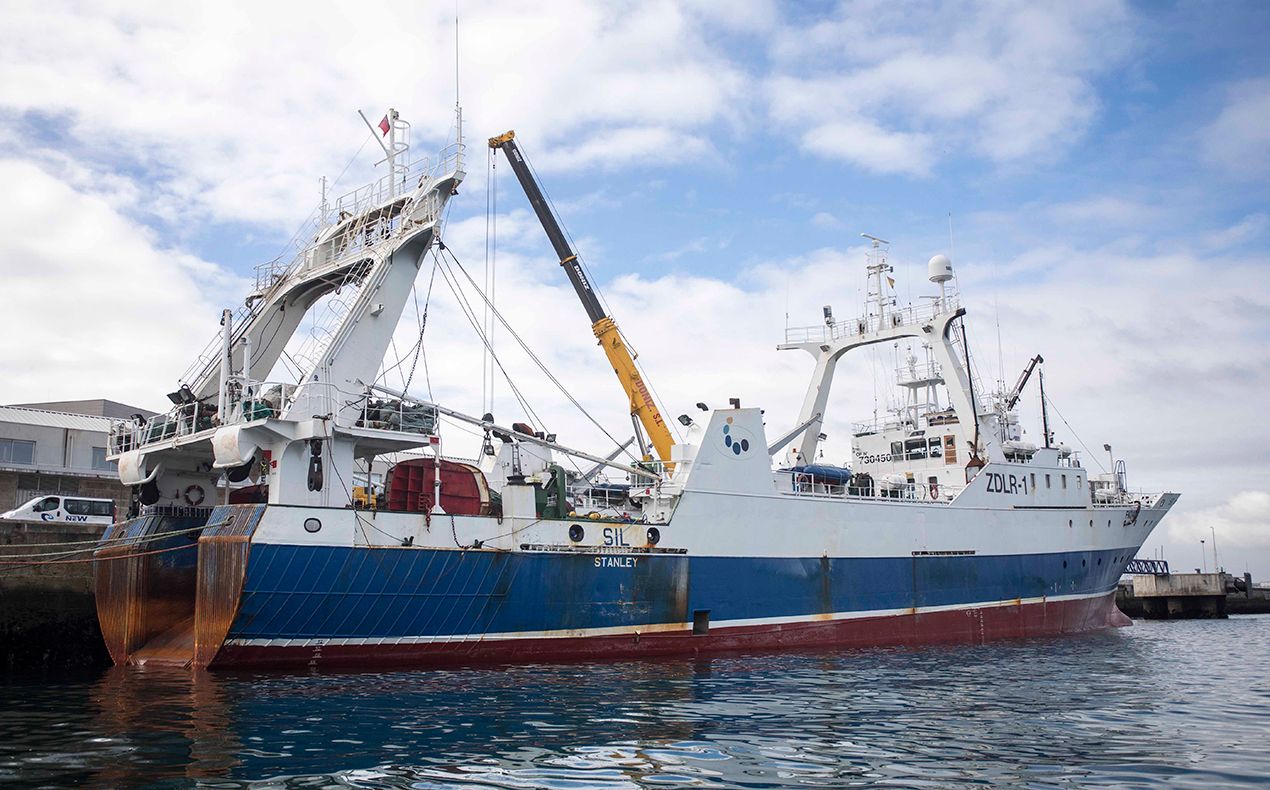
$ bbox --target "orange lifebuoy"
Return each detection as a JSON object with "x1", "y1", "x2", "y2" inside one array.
[{"x1": 183, "y1": 484, "x2": 206, "y2": 507}]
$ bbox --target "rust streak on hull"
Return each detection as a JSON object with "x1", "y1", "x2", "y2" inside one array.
[{"x1": 193, "y1": 507, "x2": 265, "y2": 668}]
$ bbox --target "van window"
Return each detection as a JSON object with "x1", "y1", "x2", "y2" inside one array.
[
  {"x1": 64, "y1": 499, "x2": 89, "y2": 515},
  {"x1": 62, "y1": 499, "x2": 113, "y2": 517},
  {"x1": 33, "y1": 497, "x2": 59, "y2": 512},
  {"x1": 89, "y1": 500, "x2": 114, "y2": 517}
]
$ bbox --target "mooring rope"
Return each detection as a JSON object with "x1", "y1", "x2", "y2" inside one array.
[
  {"x1": 0, "y1": 520, "x2": 230, "y2": 560},
  {"x1": 0, "y1": 541, "x2": 199, "y2": 567}
]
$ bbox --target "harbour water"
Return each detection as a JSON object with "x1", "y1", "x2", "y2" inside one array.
[{"x1": 1, "y1": 616, "x2": 1267, "y2": 788}]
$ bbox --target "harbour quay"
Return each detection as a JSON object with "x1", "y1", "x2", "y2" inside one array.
[
  {"x1": 0, "y1": 519, "x2": 108, "y2": 669},
  {"x1": 1116, "y1": 569, "x2": 1270, "y2": 619},
  {"x1": 0, "y1": 400, "x2": 149, "y2": 669}
]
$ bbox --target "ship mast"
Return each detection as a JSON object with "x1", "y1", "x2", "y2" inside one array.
[{"x1": 779, "y1": 243, "x2": 992, "y2": 470}]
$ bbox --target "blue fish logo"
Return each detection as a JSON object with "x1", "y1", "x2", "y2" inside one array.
[{"x1": 721, "y1": 417, "x2": 752, "y2": 456}]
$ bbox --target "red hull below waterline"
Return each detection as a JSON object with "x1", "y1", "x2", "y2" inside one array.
[{"x1": 206, "y1": 592, "x2": 1130, "y2": 670}]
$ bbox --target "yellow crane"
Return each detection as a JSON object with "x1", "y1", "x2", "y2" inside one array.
[{"x1": 489, "y1": 131, "x2": 674, "y2": 464}]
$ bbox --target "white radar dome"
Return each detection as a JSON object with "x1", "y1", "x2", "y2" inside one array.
[{"x1": 928, "y1": 254, "x2": 954, "y2": 284}]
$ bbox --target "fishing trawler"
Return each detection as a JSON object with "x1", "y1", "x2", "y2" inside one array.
[{"x1": 94, "y1": 109, "x2": 1177, "y2": 669}]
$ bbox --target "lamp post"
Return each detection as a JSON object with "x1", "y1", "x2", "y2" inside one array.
[
  {"x1": 1210, "y1": 525, "x2": 1219, "y2": 573},
  {"x1": 1200, "y1": 539, "x2": 1207, "y2": 573}
]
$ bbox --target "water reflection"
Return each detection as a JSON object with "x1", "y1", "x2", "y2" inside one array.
[{"x1": 0, "y1": 618, "x2": 1267, "y2": 788}]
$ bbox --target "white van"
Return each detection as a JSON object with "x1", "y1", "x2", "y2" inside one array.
[{"x1": 1, "y1": 495, "x2": 116, "y2": 525}]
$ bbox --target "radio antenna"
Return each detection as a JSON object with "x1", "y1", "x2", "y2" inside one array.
[{"x1": 454, "y1": 1, "x2": 461, "y2": 108}]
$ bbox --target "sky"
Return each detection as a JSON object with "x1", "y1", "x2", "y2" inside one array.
[{"x1": 1, "y1": 0, "x2": 1268, "y2": 574}]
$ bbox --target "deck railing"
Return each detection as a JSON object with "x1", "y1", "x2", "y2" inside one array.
[
  {"x1": 777, "y1": 470, "x2": 963, "y2": 503},
  {"x1": 356, "y1": 395, "x2": 439, "y2": 436},
  {"x1": 784, "y1": 296, "x2": 961, "y2": 345},
  {"x1": 108, "y1": 401, "x2": 214, "y2": 456},
  {"x1": 174, "y1": 142, "x2": 464, "y2": 395}
]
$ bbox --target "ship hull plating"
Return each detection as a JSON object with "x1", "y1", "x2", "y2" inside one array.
[
  {"x1": 212, "y1": 590, "x2": 1125, "y2": 669},
  {"x1": 95, "y1": 497, "x2": 1167, "y2": 670}
]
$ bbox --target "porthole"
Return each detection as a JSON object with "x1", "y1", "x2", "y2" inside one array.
[
  {"x1": 647, "y1": 527, "x2": 661, "y2": 546},
  {"x1": 1068, "y1": 519, "x2": 1073, "y2": 528},
  {"x1": 303, "y1": 517, "x2": 322, "y2": 533},
  {"x1": 1089, "y1": 519, "x2": 1094, "y2": 527},
  {"x1": 1063, "y1": 560, "x2": 1068, "y2": 568},
  {"x1": 1098, "y1": 558, "x2": 1102, "y2": 566},
  {"x1": 1082, "y1": 559, "x2": 1087, "y2": 567},
  {"x1": 568, "y1": 524, "x2": 584, "y2": 543}
]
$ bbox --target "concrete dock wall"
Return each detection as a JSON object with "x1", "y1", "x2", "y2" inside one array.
[
  {"x1": 1133, "y1": 573, "x2": 1225, "y2": 597},
  {"x1": 0, "y1": 520, "x2": 109, "y2": 669}
]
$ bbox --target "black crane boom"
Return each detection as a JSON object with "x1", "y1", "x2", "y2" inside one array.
[
  {"x1": 1005, "y1": 354, "x2": 1044, "y2": 411},
  {"x1": 488, "y1": 131, "x2": 606, "y2": 324}
]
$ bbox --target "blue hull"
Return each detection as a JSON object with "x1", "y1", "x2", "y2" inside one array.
[{"x1": 225, "y1": 542, "x2": 1131, "y2": 644}]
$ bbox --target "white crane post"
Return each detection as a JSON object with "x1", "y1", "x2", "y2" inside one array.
[
  {"x1": 218, "y1": 308, "x2": 233, "y2": 420},
  {"x1": 431, "y1": 435, "x2": 444, "y2": 515},
  {"x1": 241, "y1": 333, "x2": 252, "y2": 385}
]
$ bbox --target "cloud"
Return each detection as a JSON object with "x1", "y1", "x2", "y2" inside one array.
[
  {"x1": 1201, "y1": 77, "x2": 1270, "y2": 177},
  {"x1": 1203, "y1": 213, "x2": 1268, "y2": 250},
  {"x1": 527, "y1": 127, "x2": 714, "y2": 173},
  {"x1": 1167, "y1": 491, "x2": 1270, "y2": 562},
  {"x1": 766, "y1": 0, "x2": 1132, "y2": 173},
  {"x1": 1046, "y1": 196, "x2": 1165, "y2": 228},
  {"x1": 0, "y1": 159, "x2": 240, "y2": 409},
  {"x1": 811, "y1": 211, "x2": 844, "y2": 229},
  {"x1": 646, "y1": 236, "x2": 712, "y2": 263},
  {"x1": 0, "y1": 1, "x2": 749, "y2": 228},
  {"x1": 801, "y1": 119, "x2": 935, "y2": 176}
]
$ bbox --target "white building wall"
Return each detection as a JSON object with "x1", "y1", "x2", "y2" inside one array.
[{"x1": 0, "y1": 422, "x2": 111, "y2": 473}]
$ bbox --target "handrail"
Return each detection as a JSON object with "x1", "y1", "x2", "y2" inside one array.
[
  {"x1": 108, "y1": 377, "x2": 446, "y2": 457},
  {"x1": 776, "y1": 469, "x2": 962, "y2": 503},
  {"x1": 175, "y1": 144, "x2": 464, "y2": 394},
  {"x1": 784, "y1": 296, "x2": 962, "y2": 345}
]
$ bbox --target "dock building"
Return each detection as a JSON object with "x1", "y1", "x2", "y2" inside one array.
[{"x1": 0, "y1": 399, "x2": 154, "y2": 514}]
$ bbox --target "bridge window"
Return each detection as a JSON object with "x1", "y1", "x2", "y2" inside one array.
[
  {"x1": 928, "y1": 437, "x2": 942, "y2": 458},
  {"x1": 1062, "y1": 474, "x2": 1067, "y2": 489},
  {"x1": 1045, "y1": 474, "x2": 1051, "y2": 489},
  {"x1": 890, "y1": 441, "x2": 903, "y2": 462},
  {"x1": 904, "y1": 439, "x2": 926, "y2": 461},
  {"x1": 1030, "y1": 473, "x2": 1036, "y2": 491}
]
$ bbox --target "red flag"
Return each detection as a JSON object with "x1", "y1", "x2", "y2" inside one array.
[{"x1": 378, "y1": 115, "x2": 390, "y2": 136}]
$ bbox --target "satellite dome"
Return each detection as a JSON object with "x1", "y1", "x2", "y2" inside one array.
[{"x1": 928, "y1": 254, "x2": 954, "y2": 284}]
